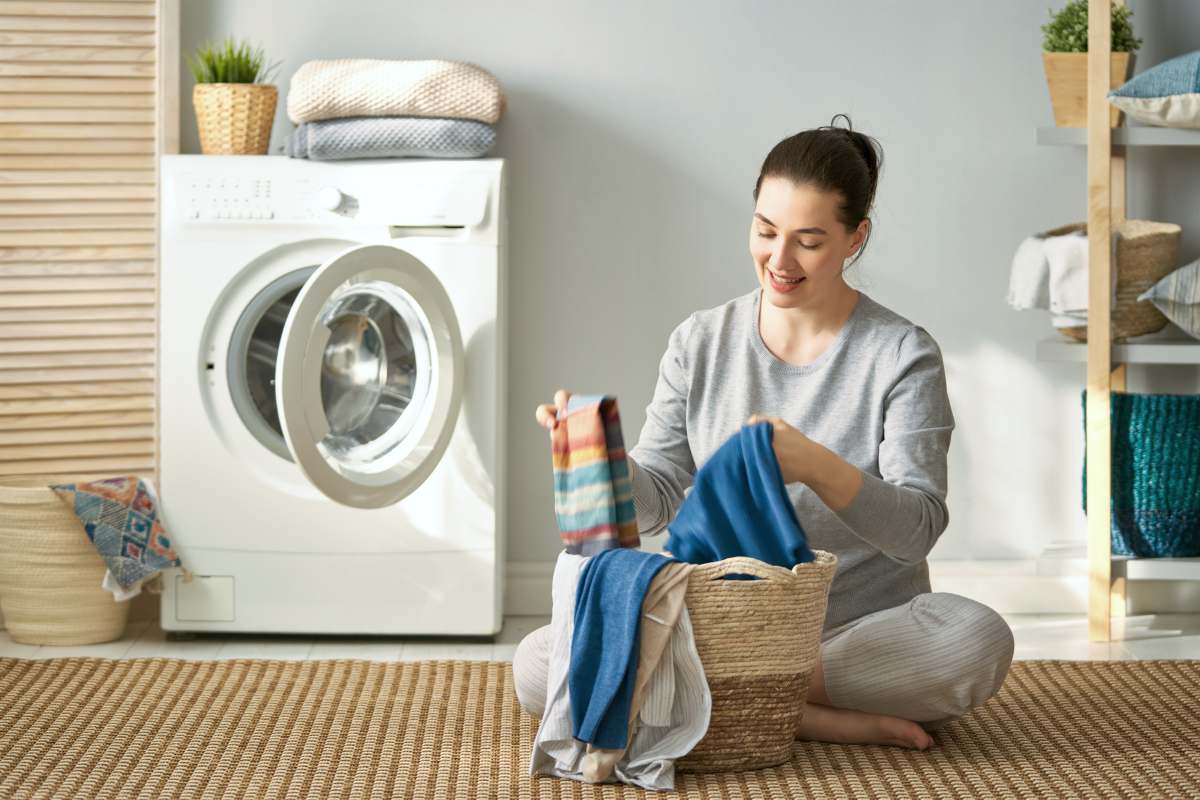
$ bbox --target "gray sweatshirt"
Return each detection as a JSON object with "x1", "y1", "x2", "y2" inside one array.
[{"x1": 628, "y1": 288, "x2": 955, "y2": 632}]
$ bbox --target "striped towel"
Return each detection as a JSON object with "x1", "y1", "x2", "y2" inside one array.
[{"x1": 551, "y1": 395, "x2": 639, "y2": 555}]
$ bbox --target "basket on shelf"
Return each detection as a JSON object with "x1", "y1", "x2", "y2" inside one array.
[
  {"x1": 676, "y1": 551, "x2": 837, "y2": 773},
  {"x1": 0, "y1": 477, "x2": 129, "y2": 645},
  {"x1": 193, "y1": 83, "x2": 277, "y2": 155},
  {"x1": 1057, "y1": 219, "x2": 1181, "y2": 342},
  {"x1": 1082, "y1": 391, "x2": 1200, "y2": 558}
]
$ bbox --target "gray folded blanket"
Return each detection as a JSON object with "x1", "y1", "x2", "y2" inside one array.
[{"x1": 286, "y1": 116, "x2": 496, "y2": 161}]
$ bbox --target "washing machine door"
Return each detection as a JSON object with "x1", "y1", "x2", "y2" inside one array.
[{"x1": 275, "y1": 243, "x2": 464, "y2": 508}]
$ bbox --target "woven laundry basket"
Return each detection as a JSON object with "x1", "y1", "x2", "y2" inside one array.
[
  {"x1": 0, "y1": 477, "x2": 129, "y2": 646},
  {"x1": 1053, "y1": 219, "x2": 1182, "y2": 342},
  {"x1": 676, "y1": 550, "x2": 837, "y2": 773},
  {"x1": 193, "y1": 83, "x2": 277, "y2": 155}
]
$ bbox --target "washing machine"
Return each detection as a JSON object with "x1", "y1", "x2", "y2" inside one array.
[{"x1": 158, "y1": 155, "x2": 506, "y2": 635}]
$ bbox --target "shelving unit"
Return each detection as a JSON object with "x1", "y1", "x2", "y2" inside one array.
[{"x1": 1035, "y1": 0, "x2": 1200, "y2": 641}]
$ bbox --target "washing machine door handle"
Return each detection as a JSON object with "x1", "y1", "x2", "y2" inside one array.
[{"x1": 275, "y1": 243, "x2": 464, "y2": 509}]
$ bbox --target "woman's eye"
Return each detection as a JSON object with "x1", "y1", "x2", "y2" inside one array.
[
  {"x1": 756, "y1": 231, "x2": 774, "y2": 239},
  {"x1": 801, "y1": 243, "x2": 820, "y2": 250}
]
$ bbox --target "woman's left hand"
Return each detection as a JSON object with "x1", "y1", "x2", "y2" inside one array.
[{"x1": 746, "y1": 414, "x2": 820, "y2": 484}]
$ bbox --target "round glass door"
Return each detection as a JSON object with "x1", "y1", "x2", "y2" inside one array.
[{"x1": 275, "y1": 244, "x2": 463, "y2": 508}]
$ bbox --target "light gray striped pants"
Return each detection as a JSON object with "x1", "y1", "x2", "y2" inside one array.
[{"x1": 513, "y1": 592, "x2": 1014, "y2": 731}]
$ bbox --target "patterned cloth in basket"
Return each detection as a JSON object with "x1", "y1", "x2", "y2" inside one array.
[{"x1": 51, "y1": 476, "x2": 181, "y2": 600}]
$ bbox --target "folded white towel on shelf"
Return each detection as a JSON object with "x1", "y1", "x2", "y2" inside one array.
[
  {"x1": 1007, "y1": 234, "x2": 1052, "y2": 310},
  {"x1": 1044, "y1": 231, "x2": 1090, "y2": 316}
]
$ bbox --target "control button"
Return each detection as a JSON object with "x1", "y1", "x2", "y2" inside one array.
[
  {"x1": 315, "y1": 186, "x2": 345, "y2": 212},
  {"x1": 187, "y1": 208, "x2": 200, "y2": 219}
]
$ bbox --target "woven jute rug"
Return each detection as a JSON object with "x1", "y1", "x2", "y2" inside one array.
[{"x1": 1, "y1": 657, "x2": 1197, "y2": 798}]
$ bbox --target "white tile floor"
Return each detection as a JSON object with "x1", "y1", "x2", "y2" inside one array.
[{"x1": 1, "y1": 614, "x2": 1198, "y2": 662}]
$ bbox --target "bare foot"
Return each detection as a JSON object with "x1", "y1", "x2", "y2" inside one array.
[{"x1": 795, "y1": 703, "x2": 934, "y2": 750}]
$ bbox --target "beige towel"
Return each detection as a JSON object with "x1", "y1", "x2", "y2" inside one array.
[{"x1": 286, "y1": 59, "x2": 505, "y2": 125}]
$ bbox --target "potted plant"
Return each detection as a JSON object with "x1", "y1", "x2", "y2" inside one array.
[
  {"x1": 188, "y1": 37, "x2": 280, "y2": 155},
  {"x1": 1042, "y1": 0, "x2": 1142, "y2": 128}
]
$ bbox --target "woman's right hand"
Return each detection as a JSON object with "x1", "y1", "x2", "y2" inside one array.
[{"x1": 534, "y1": 389, "x2": 572, "y2": 431}]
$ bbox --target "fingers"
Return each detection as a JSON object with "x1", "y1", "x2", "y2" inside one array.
[{"x1": 535, "y1": 389, "x2": 573, "y2": 430}]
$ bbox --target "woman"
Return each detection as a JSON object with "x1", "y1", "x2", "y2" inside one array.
[{"x1": 520, "y1": 115, "x2": 1013, "y2": 750}]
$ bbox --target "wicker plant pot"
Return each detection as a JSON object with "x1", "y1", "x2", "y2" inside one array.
[
  {"x1": 1043, "y1": 52, "x2": 1133, "y2": 128},
  {"x1": 676, "y1": 551, "x2": 837, "y2": 773},
  {"x1": 0, "y1": 478, "x2": 129, "y2": 645},
  {"x1": 1057, "y1": 219, "x2": 1182, "y2": 342},
  {"x1": 193, "y1": 83, "x2": 277, "y2": 155}
]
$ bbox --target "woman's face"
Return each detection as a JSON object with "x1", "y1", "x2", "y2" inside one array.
[{"x1": 749, "y1": 176, "x2": 868, "y2": 308}]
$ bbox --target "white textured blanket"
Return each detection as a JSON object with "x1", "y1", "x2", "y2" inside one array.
[{"x1": 286, "y1": 59, "x2": 505, "y2": 124}]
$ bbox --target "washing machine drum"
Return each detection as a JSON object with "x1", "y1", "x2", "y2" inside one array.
[{"x1": 236, "y1": 243, "x2": 464, "y2": 509}]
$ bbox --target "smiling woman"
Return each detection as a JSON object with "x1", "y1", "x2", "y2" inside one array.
[{"x1": 527, "y1": 115, "x2": 1013, "y2": 752}]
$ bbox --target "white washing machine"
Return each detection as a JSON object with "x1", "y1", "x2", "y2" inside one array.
[{"x1": 158, "y1": 156, "x2": 506, "y2": 636}]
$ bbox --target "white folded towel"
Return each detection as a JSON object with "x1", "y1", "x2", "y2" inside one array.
[
  {"x1": 1007, "y1": 234, "x2": 1052, "y2": 310},
  {"x1": 1045, "y1": 231, "x2": 1090, "y2": 316},
  {"x1": 1008, "y1": 227, "x2": 1115, "y2": 328}
]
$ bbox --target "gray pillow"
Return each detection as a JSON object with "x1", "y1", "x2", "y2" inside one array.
[{"x1": 1138, "y1": 257, "x2": 1200, "y2": 338}]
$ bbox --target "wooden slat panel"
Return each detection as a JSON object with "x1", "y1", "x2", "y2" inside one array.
[
  {"x1": 0, "y1": 76, "x2": 152, "y2": 92},
  {"x1": 0, "y1": 107, "x2": 154, "y2": 123},
  {"x1": 0, "y1": 61, "x2": 156, "y2": 77},
  {"x1": 0, "y1": 154, "x2": 153, "y2": 169},
  {"x1": 0, "y1": 284, "x2": 155, "y2": 301},
  {"x1": 0, "y1": 185, "x2": 154, "y2": 200},
  {"x1": 0, "y1": 438, "x2": 153, "y2": 460},
  {"x1": 0, "y1": 92, "x2": 153, "y2": 108},
  {"x1": 0, "y1": 139, "x2": 155, "y2": 155},
  {"x1": 0, "y1": 4, "x2": 155, "y2": 19},
  {"x1": 0, "y1": 15, "x2": 155, "y2": 33},
  {"x1": 0, "y1": 349, "x2": 153, "y2": 368},
  {"x1": 0, "y1": 380, "x2": 154, "y2": 399},
  {"x1": 0, "y1": 335, "x2": 153, "y2": 354},
  {"x1": 0, "y1": 394, "x2": 153, "y2": 415},
  {"x1": 0, "y1": 409, "x2": 153, "y2": 430},
  {"x1": 0, "y1": 170, "x2": 153, "y2": 185},
  {"x1": 0, "y1": 122, "x2": 153, "y2": 138},
  {"x1": 0, "y1": 245, "x2": 154, "y2": 261},
  {"x1": 0, "y1": 457, "x2": 155, "y2": 477},
  {"x1": 0, "y1": 215, "x2": 154, "y2": 230},
  {"x1": 0, "y1": 45, "x2": 154, "y2": 61},
  {"x1": 0, "y1": 260, "x2": 154, "y2": 276},
  {"x1": 0, "y1": 30, "x2": 154, "y2": 46},
  {"x1": 0, "y1": 199, "x2": 155, "y2": 215},
  {"x1": 0, "y1": 230, "x2": 155, "y2": 246},
  {"x1": 0, "y1": 320, "x2": 153, "y2": 338},
  {"x1": 0, "y1": 424, "x2": 153, "y2": 445},
  {"x1": 0, "y1": 365, "x2": 154, "y2": 384},
  {"x1": 0, "y1": 304, "x2": 155, "y2": 322},
  {"x1": 0, "y1": 273, "x2": 153, "y2": 288}
]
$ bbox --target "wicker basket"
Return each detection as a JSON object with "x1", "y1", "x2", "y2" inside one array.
[
  {"x1": 0, "y1": 478, "x2": 129, "y2": 645},
  {"x1": 1055, "y1": 219, "x2": 1182, "y2": 342},
  {"x1": 676, "y1": 551, "x2": 837, "y2": 773},
  {"x1": 1082, "y1": 391, "x2": 1200, "y2": 558},
  {"x1": 193, "y1": 83, "x2": 277, "y2": 155}
]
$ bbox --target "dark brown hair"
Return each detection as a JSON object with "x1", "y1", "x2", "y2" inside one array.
[{"x1": 753, "y1": 113, "x2": 882, "y2": 270}]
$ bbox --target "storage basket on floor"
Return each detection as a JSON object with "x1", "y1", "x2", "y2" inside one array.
[
  {"x1": 0, "y1": 477, "x2": 129, "y2": 645},
  {"x1": 1054, "y1": 219, "x2": 1181, "y2": 342},
  {"x1": 1082, "y1": 391, "x2": 1200, "y2": 557},
  {"x1": 676, "y1": 550, "x2": 837, "y2": 773}
]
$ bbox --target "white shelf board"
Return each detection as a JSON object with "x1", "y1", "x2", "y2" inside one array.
[
  {"x1": 1114, "y1": 557, "x2": 1200, "y2": 581},
  {"x1": 1037, "y1": 337, "x2": 1200, "y2": 365},
  {"x1": 1037, "y1": 126, "x2": 1200, "y2": 147}
]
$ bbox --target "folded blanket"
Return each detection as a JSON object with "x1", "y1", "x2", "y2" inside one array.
[
  {"x1": 51, "y1": 476, "x2": 181, "y2": 601},
  {"x1": 287, "y1": 59, "x2": 505, "y2": 125},
  {"x1": 286, "y1": 116, "x2": 496, "y2": 160},
  {"x1": 666, "y1": 421, "x2": 816, "y2": 569},
  {"x1": 551, "y1": 394, "x2": 639, "y2": 555},
  {"x1": 569, "y1": 548, "x2": 673, "y2": 750}
]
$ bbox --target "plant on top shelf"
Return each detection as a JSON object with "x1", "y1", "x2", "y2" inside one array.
[
  {"x1": 1041, "y1": 0, "x2": 1142, "y2": 128},
  {"x1": 188, "y1": 37, "x2": 281, "y2": 155}
]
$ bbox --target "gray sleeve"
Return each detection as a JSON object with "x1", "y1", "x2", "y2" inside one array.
[
  {"x1": 628, "y1": 314, "x2": 698, "y2": 536},
  {"x1": 832, "y1": 327, "x2": 955, "y2": 565}
]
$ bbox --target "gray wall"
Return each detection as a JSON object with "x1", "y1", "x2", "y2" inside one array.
[{"x1": 181, "y1": 1, "x2": 1200, "y2": 565}]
